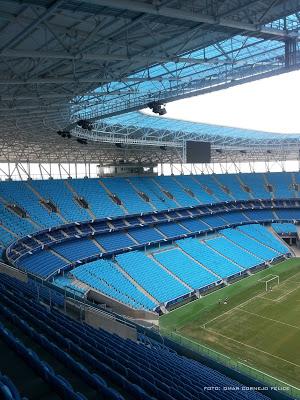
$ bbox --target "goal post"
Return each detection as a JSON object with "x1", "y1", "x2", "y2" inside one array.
[
  {"x1": 258, "y1": 274, "x2": 280, "y2": 291},
  {"x1": 265, "y1": 275, "x2": 279, "y2": 292}
]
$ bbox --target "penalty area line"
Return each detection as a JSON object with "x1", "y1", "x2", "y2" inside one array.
[
  {"x1": 202, "y1": 327, "x2": 300, "y2": 370},
  {"x1": 236, "y1": 308, "x2": 300, "y2": 331}
]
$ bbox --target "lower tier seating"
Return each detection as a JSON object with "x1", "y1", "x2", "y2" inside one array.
[
  {"x1": 207, "y1": 236, "x2": 263, "y2": 269},
  {"x1": 153, "y1": 248, "x2": 217, "y2": 290},
  {"x1": 221, "y1": 228, "x2": 282, "y2": 261},
  {"x1": 71, "y1": 259, "x2": 156, "y2": 310},
  {"x1": 177, "y1": 238, "x2": 243, "y2": 279},
  {"x1": 116, "y1": 251, "x2": 190, "y2": 303},
  {"x1": 0, "y1": 273, "x2": 270, "y2": 400}
]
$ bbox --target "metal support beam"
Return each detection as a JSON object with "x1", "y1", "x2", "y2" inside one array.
[
  {"x1": 0, "y1": 49, "x2": 279, "y2": 65},
  {"x1": 79, "y1": 0, "x2": 299, "y2": 39},
  {"x1": 0, "y1": 0, "x2": 65, "y2": 52}
]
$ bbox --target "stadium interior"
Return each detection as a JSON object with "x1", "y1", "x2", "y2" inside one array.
[{"x1": 1, "y1": 1, "x2": 300, "y2": 399}]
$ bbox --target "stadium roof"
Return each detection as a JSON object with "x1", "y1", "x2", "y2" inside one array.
[{"x1": 1, "y1": 0, "x2": 300, "y2": 164}]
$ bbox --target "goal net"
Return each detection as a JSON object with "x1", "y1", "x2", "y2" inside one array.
[{"x1": 258, "y1": 275, "x2": 280, "y2": 292}]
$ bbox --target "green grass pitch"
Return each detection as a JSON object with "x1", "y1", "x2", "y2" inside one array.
[{"x1": 160, "y1": 258, "x2": 300, "y2": 396}]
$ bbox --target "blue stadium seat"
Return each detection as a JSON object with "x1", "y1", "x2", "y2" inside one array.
[{"x1": 116, "y1": 251, "x2": 190, "y2": 303}]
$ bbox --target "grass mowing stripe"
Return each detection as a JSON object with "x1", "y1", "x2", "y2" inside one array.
[
  {"x1": 232, "y1": 308, "x2": 300, "y2": 331},
  {"x1": 203, "y1": 327, "x2": 300, "y2": 370},
  {"x1": 160, "y1": 257, "x2": 300, "y2": 393}
]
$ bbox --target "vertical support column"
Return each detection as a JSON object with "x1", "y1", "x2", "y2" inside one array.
[
  {"x1": 182, "y1": 140, "x2": 187, "y2": 164},
  {"x1": 285, "y1": 38, "x2": 297, "y2": 68}
]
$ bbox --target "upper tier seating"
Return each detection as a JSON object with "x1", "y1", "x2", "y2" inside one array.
[
  {"x1": 239, "y1": 173, "x2": 271, "y2": 199},
  {"x1": 101, "y1": 177, "x2": 152, "y2": 214},
  {"x1": 0, "y1": 274, "x2": 270, "y2": 400},
  {"x1": 128, "y1": 176, "x2": 177, "y2": 209},
  {"x1": 116, "y1": 251, "x2": 190, "y2": 303},
  {"x1": 177, "y1": 238, "x2": 243, "y2": 278},
  {"x1": 69, "y1": 178, "x2": 123, "y2": 218},
  {"x1": 154, "y1": 176, "x2": 198, "y2": 207},
  {"x1": 153, "y1": 248, "x2": 217, "y2": 289},
  {"x1": 194, "y1": 175, "x2": 232, "y2": 202},
  {"x1": 72, "y1": 259, "x2": 156, "y2": 310},
  {"x1": 0, "y1": 181, "x2": 63, "y2": 228},
  {"x1": 174, "y1": 175, "x2": 215, "y2": 204},
  {"x1": 2, "y1": 172, "x2": 300, "y2": 252},
  {"x1": 0, "y1": 227, "x2": 15, "y2": 247},
  {"x1": 266, "y1": 172, "x2": 295, "y2": 198},
  {"x1": 0, "y1": 202, "x2": 35, "y2": 237},
  {"x1": 30, "y1": 180, "x2": 90, "y2": 222},
  {"x1": 214, "y1": 174, "x2": 250, "y2": 201}
]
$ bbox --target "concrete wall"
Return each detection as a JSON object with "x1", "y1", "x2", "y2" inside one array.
[
  {"x1": 0, "y1": 262, "x2": 28, "y2": 282},
  {"x1": 88, "y1": 289, "x2": 159, "y2": 322},
  {"x1": 85, "y1": 307, "x2": 137, "y2": 341}
]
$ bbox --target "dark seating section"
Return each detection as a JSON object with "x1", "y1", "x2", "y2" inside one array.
[
  {"x1": 0, "y1": 273, "x2": 269, "y2": 400},
  {"x1": 0, "y1": 371, "x2": 26, "y2": 400}
]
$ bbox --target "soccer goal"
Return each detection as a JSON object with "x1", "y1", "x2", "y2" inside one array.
[{"x1": 258, "y1": 274, "x2": 280, "y2": 291}]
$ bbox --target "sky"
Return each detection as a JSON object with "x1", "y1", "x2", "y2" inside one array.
[{"x1": 145, "y1": 70, "x2": 300, "y2": 134}]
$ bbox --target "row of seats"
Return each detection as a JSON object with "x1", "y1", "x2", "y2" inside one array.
[
  {"x1": 206, "y1": 236, "x2": 262, "y2": 270},
  {"x1": 239, "y1": 224, "x2": 289, "y2": 254},
  {"x1": 153, "y1": 248, "x2": 217, "y2": 290},
  {"x1": 0, "y1": 273, "x2": 64, "y2": 308},
  {"x1": 0, "y1": 274, "x2": 269, "y2": 400},
  {"x1": 221, "y1": 228, "x2": 281, "y2": 261},
  {"x1": 272, "y1": 222, "x2": 297, "y2": 234},
  {"x1": 116, "y1": 251, "x2": 190, "y2": 304},
  {"x1": 177, "y1": 238, "x2": 243, "y2": 279},
  {"x1": 0, "y1": 173, "x2": 299, "y2": 249},
  {"x1": 0, "y1": 371, "x2": 25, "y2": 400},
  {"x1": 71, "y1": 259, "x2": 156, "y2": 310}
]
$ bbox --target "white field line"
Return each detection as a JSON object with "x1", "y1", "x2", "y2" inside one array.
[
  {"x1": 236, "y1": 308, "x2": 300, "y2": 331},
  {"x1": 239, "y1": 362, "x2": 300, "y2": 392},
  {"x1": 204, "y1": 272, "x2": 300, "y2": 328},
  {"x1": 203, "y1": 293, "x2": 260, "y2": 328},
  {"x1": 258, "y1": 274, "x2": 278, "y2": 283},
  {"x1": 275, "y1": 284, "x2": 300, "y2": 302},
  {"x1": 203, "y1": 327, "x2": 300, "y2": 370},
  {"x1": 170, "y1": 331, "x2": 231, "y2": 360},
  {"x1": 257, "y1": 294, "x2": 278, "y2": 302}
]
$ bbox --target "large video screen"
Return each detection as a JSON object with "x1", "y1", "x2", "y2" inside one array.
[{"x1": 186, "y1": 141, "x2": 211, "y2": 163}]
